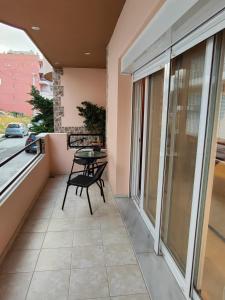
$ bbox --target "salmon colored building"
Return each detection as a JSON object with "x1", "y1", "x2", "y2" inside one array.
[{"x1": 0, "y1": 52, "x2": 40, "y2": 116}]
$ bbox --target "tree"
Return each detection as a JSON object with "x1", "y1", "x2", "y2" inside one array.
[
  {"x1": 27, "y1": 86, "x2": 54, "y2": 133},
  {"x1": 76, "y1": 101, "x2": 106, "y2": 135}
]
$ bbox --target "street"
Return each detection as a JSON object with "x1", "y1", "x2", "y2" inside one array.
[
  {"x1": 0, "y1": 136, "x2": 36, "y2": 189},
  {"x1": 0, "y1": 136, "x2": 27, "y2": 161}
]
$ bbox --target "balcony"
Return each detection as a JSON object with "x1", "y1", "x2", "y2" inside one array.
[
  {"x1": 0, "y1": 133, "x2": 184, "y2": 300},
  {"x1": 2, "y1": 1, "x2": 223, "y2": 299},
  {"x1": 0, "y1": 140, "x2": 148, "y2": 299}
]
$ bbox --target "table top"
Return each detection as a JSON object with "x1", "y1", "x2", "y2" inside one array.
[{"x1": 74, "y1": 150, "x2": 107, "y2": 160}]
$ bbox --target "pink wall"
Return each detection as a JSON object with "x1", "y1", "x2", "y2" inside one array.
[
  {"x1": 0, "y1": 53, "x2": 40, "y2": 116},
  {"x1": 0, "y1": 135, "x2": 49, "y2": 259},
  {"x1": 48, "y1": 133, "x2": 75, "y2": 175},
  {"x1": 107, "y1": 0, "x2": 165, "y2": 196},
  {"x1": 61, "y1": 68, "x2": 106, "y2": 127}
]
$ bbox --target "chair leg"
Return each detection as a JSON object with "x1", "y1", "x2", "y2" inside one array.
[
  {"x1": 101, "y1": 178, "x2": 105, "y2": 187},
  {"x1": 62, "y1": 184, "x2": 69, "y2": 210},
  {"x1": 69, "y1": 159, "x2": 76, "y2": 181},
  {"x1": 96, "y1": 181, "x2": 102, "y2": 196},
  {"x1": 80, "y1": 187, "x2": 83, "y2": 196},
  {"x1": 86, "y1": 188, "x2": 93, "y2": 215},
  {"x1": 76, "y1": 186, "x2": 79, "y2": 195},
  {"x1": 100, "y1": 180, "x2": 106, "y2": 203}
]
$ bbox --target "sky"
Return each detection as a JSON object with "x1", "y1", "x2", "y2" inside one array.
[{"x1": 0, "y1": 23, "x2": 43, "y2": 58}]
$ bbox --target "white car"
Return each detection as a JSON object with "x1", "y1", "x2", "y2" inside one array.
[{"x1": 5, "y1": 123, "x2": 29, "y2": 138}]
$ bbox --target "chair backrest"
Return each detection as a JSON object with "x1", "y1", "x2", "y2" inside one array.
[{"x1": 92, "y1": 162, "x2": 107, "y2": 183}]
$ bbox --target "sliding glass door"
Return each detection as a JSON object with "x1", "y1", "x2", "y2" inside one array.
[
  {"x1": 130, "y1": 25, "x2": 221, "y2": 299},
  {"x1": 131, "y1": 79, "x2": 145, "y2": 204},
  {"x1": 193, "y1": 31, "x2": 225, "y2": 300},
  {"x1": 161, "y1": 41, "x2": 207, "y2": 273},
  {"x1": 143, "y1": 69, "x2": 164, "y2": 225}
]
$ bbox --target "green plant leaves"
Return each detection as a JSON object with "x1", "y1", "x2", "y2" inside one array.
[
  {"x1": 76, "y1": 101, "x2": 106, "y2": 135},
  {"x1": 27, "y1": 85, "x2": 54, "y2": 133}
]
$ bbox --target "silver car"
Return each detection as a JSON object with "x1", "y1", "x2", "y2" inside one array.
[{"x1": 5, "y1": 123, "x2": 29, "y2": 138}]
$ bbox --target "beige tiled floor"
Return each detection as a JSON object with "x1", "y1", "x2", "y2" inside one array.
[{"x1": 0, "y1": 176, "x2": 150, "y2": 300}]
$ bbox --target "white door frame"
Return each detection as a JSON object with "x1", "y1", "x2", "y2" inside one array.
[
  {"x1": 154, "y1": 60, "x2": 171, "y2": 254},
  {"x1": 191, "y1": 33, "x2": 225, "y2": 299},
  {"x1": 159, "y1": 37, "x2": 215, "y2": 299},
  {"x1": 130, "y1": 80, "x2": 144, "y2": 205},
  {"x1": 132, "y1": 50, "x2": 171, "y2": 241},
  {"x1": 184, "y1": 36, "x2": 214, "y2": 299}
]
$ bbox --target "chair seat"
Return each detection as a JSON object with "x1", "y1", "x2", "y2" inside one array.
[
  {"x1": 62, "y1": 161, "x2": 108, "y2": 214},
  {"x1": 69, "y1": 175, "x2": 93, "y2": 187}
]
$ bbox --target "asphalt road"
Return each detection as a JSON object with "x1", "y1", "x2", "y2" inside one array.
[
  {"x1": 0, "y1": 136, "x2": 27, "y2": 161},
  {"x1": 0, "y1": 136, "x2": 36, "y2": 189}
]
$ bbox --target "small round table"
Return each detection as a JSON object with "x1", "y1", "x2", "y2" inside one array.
[
  {"x1": 74, "y1": 150, "x2": 107, "y2": 161},
  {"x1": 74, "y1": 150, "x2": 107, "y2": 178}
]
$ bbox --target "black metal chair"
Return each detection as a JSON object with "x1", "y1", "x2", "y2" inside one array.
[{"x1": 62, "y1": 162, "x2": 108, "y2": 215}]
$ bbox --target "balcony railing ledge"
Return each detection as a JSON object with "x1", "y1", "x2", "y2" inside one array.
[{"x1": 0, "y1": 153, "x2": 46, "y2": 205}]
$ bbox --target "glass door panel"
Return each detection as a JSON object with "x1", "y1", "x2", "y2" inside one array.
[
  {"x1": 194, "y1": 32, "x2": 225, "y2": 300},
  {"x1": 131, "y1": 79, "x2": 145, "y2": 203},
  {"x1": 161, "y1": 41, "x2": 207, "y2": 273},
  {"x1": 144, "y1": 69, "x2": 164, "y2": 225}
]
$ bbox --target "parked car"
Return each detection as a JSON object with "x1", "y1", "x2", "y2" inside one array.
[
  {"x1": 25, "y1": 133, "x2": 38, "y2": 154},
  {"x1": 5, "y1": 123, "x2": 29, "y2": 138}
]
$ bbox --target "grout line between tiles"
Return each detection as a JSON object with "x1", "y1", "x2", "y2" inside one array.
[
  {"x1": 100, "y1": 215, "x2": 111, "y2": 298},
  {"x1": 24, "y1": 190, "x2": 57, "y2": 300}
]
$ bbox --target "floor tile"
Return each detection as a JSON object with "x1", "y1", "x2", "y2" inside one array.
[
  {"x1": 42, "y1": 231, "x2": 73, "y2": 248},
  {"x1": 0, "y1": 250, "x2": 39, "y2": 273},
  {"x1": 73, "y1": 200, "x2": 93, "y2": 210},
  {"x1": 69, "y1": 267, "x2": 109, "y2": 299},
  {"x1": 0, "y1": 272, "x2": 32, "y2": 300},
  {"x1": 94, "y1": 202, "x2": 118, "y2": 217},
  {"x1": 104, "y1": 243, "x2": 137, "y2": 266},
  {"x1": 85, "y1": 298, "x2": 110, "y2": 300},
  {"x1": 116, "y1": 198, "x2": 154, "y2": 253},
  {"x1": 36, "y1": 248, "x2": 71, "y2": 271},
  {"x1": 137, "y1": 252, "x2": 185, "y2": 300},
  {"x1": 74, "y1": 217, "x2": 100, "y2": 230},
  {"x1": 74, "y1": 229, "x2": 102, "y2": 246},
  {"x1": 52, "y1": 207, "x2": 76, "y2": 219},
  {"x1": 26, "y1": 270, "x2": 70, "y2": 300},
  {"x1": 111, "y1": 295, "x2": 150, "y2": 300},
  {"x1": 13, "y1": 233, "x2": 45, "y2": 250},
  {"x1": 102, "y1": 227, "x2": 130, "y2": 245},
  {"x1": 72, "y1": 245, "x2": 105, "y2": 268},
  {"x1": 107, "y1": 265, "x2": 146, "y2": 296},
  {"x1": 21, "y1": 219, "x2": 49, "y2": 233},
  {"x1": 100, "y1": 215, "x2": 124, "y2": 229},
  {"x1": 34, "y1": 196, "x2": 56, "y2": 207},
  {"x1": 29, "y1": 206, "x2": 53, "y2": 220},
  {"x1": 117, "y1": 197, "x2": 185, "y2": 300},
  {"x1": 48, "y1": 218, "x2": 74, "y2": 231}
]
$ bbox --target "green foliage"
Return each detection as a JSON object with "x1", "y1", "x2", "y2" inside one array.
[
  {"x1": 76, "y1": 101, "x2": 106, "y2": 135},
  {"x1": 27, "y1": 86, "x2": 54, "y2": 133}
]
